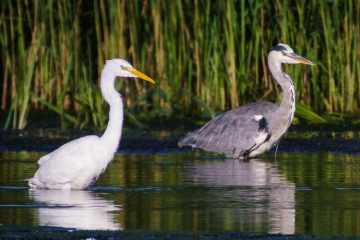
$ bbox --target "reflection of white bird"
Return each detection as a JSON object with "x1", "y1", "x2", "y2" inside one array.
[
  {"x1": 29, "y1": 59, "x2": 155, "y2": 190},
  {"x1": 29, "y1": 189, "x2": 121, "y2": 230}
]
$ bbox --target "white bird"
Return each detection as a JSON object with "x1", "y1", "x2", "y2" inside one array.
[{"x1": 29, "y1": 59, "x2": 155, "y2": 190}]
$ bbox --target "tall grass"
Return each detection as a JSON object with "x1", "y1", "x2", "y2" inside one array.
[{"x1": 1, "y1": 1, "x2": 359, "y2": 129}]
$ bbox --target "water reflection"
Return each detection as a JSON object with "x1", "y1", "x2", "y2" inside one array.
[
  {"x1": 181, "y1": 159, "x2": 295, "y2": 234},
  {"x1": 2, "y1": 151, "x2": 360, "y2": 236},
  {"x1": 29, "y1": 189, "x2": 121, "y2": 230}
]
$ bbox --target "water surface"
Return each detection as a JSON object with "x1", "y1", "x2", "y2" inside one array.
[{"x1": 1, "y1": 151, "x2": 360, "y2": 236}]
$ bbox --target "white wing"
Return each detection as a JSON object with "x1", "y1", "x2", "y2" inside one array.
[{"x1": 32, "y1": 135, "x2": 102, "y2": 189}]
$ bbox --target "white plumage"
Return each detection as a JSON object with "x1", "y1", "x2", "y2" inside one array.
[{"x1": 29, "y1": 59, "x2": 154, "y2": 190}]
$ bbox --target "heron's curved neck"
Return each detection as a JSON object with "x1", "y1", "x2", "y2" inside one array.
[
  {"x1": 269, "y1": 63, "x2": 296, "y2": 128},
  {"x1": 99, "y1": 70, "x2": 123, "y2": 152}
]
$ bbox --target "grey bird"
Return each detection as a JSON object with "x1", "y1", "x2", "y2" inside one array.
[{"x1": 178, "y1": 43, "x2": 315, "y2": 159}]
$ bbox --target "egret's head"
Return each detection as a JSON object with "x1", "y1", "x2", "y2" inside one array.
[
  {"x1": 268, "y1": 43, "x2": 315, "y2": 66},
  {"x1": 104, "y1": 58, "x2": 155, "y2": 84}
]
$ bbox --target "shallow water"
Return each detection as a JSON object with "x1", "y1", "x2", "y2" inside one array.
[{"x1": 1, "y1": 151, "x2": 360, "y2": 236}]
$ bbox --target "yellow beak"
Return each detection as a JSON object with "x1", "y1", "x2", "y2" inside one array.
[
  {"x1": 127, "y1": 67, "x2": 155, "y2": 84},
  {"x1": 290, "y1": 53, "x2": 315, "y2": 65}
]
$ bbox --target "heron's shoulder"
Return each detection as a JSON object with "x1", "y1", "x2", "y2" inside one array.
[{"x1": 226, "y1": 101, "x2": 278, "y2": 117}]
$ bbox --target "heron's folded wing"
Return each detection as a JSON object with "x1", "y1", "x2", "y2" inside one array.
[
  {"x1": 197, "y1": 115, "x2": 268, "y2": 155},
  {"x1": 179, "y1": 102, "x2": 276, "y2": 158}
]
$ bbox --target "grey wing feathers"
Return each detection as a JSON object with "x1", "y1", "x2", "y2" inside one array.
[{"x1": 178, "y1": 102, "x2": 277, "y2": 158}]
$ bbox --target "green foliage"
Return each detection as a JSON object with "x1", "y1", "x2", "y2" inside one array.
[
  {"x1": 31, "y1": 93, "x2": 76, "y2": 124},
  {"x1": 295, "y1": 104, "x2": 327, "y2": 124},
  {"x1": 1, "y1": 0, "x2": 359, "y2": 129}
]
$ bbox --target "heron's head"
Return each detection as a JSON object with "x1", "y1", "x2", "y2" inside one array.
[
  {"x1": 269, "y1": 43, "x2": 315, "y2": 66},
  {"x1": 103, "y1": 58, "x2": 155, "y2": 84}
]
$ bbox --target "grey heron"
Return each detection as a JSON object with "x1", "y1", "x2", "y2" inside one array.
[
  {"x1": 29, "y1": 59, "x2": 155, "y2": 189},
  {"x1": 178, "y1": 43, "x2": 315, "y2": 159}
]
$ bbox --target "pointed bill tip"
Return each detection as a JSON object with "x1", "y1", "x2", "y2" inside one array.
[
  {"x1": 127, "y1": 68, "x2": 155, "y2": 84},
  {"x1": 291, "y1": 53, "x2": 315, "y2": 66},
  {"x1": 298, "y1": 59, "x2": 316, "y2": 66}
]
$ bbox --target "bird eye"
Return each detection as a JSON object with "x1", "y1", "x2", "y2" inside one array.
[
  {"x1": 281, "y1": 51, "x2": 286, "y2": 55},
  {"x1": 120, "y1": 65, "x2": 127, "y2": 70}
]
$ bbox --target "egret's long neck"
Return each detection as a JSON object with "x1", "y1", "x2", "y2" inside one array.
[
  {"x1": 269, "y1": 62, "x2": 296, "y2": 128},
  {"x1": 99, "y1": 70, "x2": 123, "y2": 154}
]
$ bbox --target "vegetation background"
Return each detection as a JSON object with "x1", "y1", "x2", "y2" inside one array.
[{"x1": 1, "y1": 0, "x2": 359, "y2": 130}]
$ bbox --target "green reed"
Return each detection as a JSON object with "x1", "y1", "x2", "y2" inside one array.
[{"x1": 1, "y1": 1, "x2": 359, "y2": 129}]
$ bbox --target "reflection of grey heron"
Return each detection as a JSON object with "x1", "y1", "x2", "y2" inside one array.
[
  {"x1": 180, "y1": 159, "x2": 296, "y2": 234},
  {"x1": 29, "y1": 59, "x2": 155, "y2": 190},
  {"x1": 179, "y1": 44, "x2": 315, "y2": 159}
]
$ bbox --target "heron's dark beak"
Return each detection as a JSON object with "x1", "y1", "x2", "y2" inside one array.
[
  {"x1": 290, "y1": 53, "x2": 315, "y2": 65},
  {"x1": 127, "y1": 67, "x2": 155, "y2": 84}
]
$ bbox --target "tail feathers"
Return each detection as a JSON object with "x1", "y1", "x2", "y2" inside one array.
[
  {"x1": 28, "y1": 177, "x2": 44, "y2": 189},
  {"x1": 28, "y1": 178, "x2": 37, "y2": 188},
  {"x1": 178, "y1": 129, "x2": 200, "y2": 148}
]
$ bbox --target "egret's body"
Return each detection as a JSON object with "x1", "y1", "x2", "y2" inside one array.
[
  {"x1": 29, "y1": 59, "x2": 154, "y2": 190},
  {"x1": 179, "y1": 44, "x2": 314, "y2": 159}
]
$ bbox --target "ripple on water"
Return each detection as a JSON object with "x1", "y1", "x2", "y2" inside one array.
[{"x1": 1, "y1": 151, "x2": 360, "y2": 236}]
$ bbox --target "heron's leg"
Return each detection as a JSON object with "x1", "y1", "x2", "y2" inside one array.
[{"x1": 274, "y1": 142, "x2": 280, "y2": 161}]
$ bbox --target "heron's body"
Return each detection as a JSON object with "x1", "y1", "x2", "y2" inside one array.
[
  {"x1": 29, "y1": 59, "x2": 154, "y2": 190},
  {"x1": 179, "y1": 44, "x2": 314, "y2": 159}
]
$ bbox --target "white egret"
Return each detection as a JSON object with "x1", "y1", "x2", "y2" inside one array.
[{"x1": 29, "y1": 59, "x2": 155, "y2": 189}]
